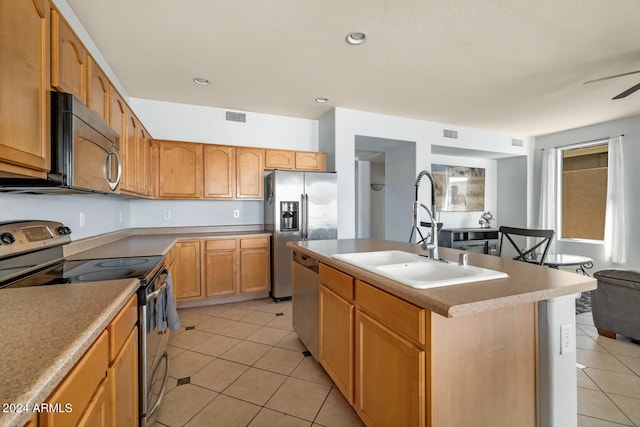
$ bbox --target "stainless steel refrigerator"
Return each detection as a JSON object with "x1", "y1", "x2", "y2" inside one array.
[{"x1": 264, "y1": 170, "x2": 337, "y2": 300}]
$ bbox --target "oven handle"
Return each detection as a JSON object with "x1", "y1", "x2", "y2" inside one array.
[{"x1": 147, "y1": 282, "x2": 167, "y2": 302}]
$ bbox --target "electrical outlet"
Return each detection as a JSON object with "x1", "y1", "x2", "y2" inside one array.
[
  {"x1": 560, "y1": 324, "x2": 573, "y2": 354},
  {"x1": 164, "y1": 210, "x2": 172, "y2": 221},
  {"x1": 79, "y1": 212, "x2": 86, "y2": 228},
  {"x1": 233, "y1": 209, "x2": 240, "y2": 218}
]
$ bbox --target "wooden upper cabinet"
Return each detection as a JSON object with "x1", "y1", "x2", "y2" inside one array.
[
  {"x1": 295, "y1": 151, "x2": 326, "y2": 171},
  {"x1": 86, "y1": 56, "x2": 109, "y2": 122},
  {"x1": 0, "y1": 0, "x2": 50, "y2": 177},
  {"x1": 158, "y1": 141, "x2": 203, "y2": 198},
  {"x1": 236, "y1": 147, "x2": 265, "y2": 199},
  {"x1": 204, "y1": 145, "x2": 236, "y2": 199},
  {"x1": 109, "y1": 86, "x2": 127, "y2": 148},
  {"x1": 121, "y1": 112, "x2": 138, "y2": 193},
  {"x1": 51, "y1": 9, "x2": 86, "y2": 101},
  {"x1": 265, "y1": 149, "x2": 294, "y2": 169}
]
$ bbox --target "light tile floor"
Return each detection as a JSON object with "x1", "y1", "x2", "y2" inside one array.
[
  {"x1": 576, "y1": 312, "x2": 640, "y2": 426},
  {"x1": 151, "y1": 299, "x2": 640, "y2": 426},
  {"x1": 150, "y1": 298, "x2": 364, "y2": 427}
]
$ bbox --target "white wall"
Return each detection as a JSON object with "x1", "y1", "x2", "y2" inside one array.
[
  {"x1": 534, "y1": 115, "x2": 640, "y2": 271},
  {"x1": 321, "y1": 107, "x2": 531, "y2": 239},
  {"x1": 0, "y1": 193, "x2": 130, "y2": 240},
  {"x1": 129, "y1": 98, "x2": 318, "y2": 151},
  {"x1": 385, "y1": 143, "x2": 417, "y2": 242},
  {"x1": 355, "y1": 161, "x2": 371, "y2": 238},
  {"x1": 497, "y1": 156, "x2": 528, "y2": 228},
  {"x1": 370, "y1": 162, "x2": 386, "y2": 239}
]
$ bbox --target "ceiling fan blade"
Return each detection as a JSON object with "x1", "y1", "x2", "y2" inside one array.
[
  {"x1": 584, "y1": 70, "x2": 640, "y2": 85},
  {"x1": 612, "y1": 81, "x2": 640, "y2": 99}
]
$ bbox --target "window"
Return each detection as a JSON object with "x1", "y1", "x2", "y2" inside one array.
[{"x1": 559, "y1": 142, "x2": 608, "y2": 240}]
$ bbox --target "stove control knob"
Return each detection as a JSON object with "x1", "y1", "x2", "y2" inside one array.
[
  {"x1": 56, "y1": 226, "x2": 72, "y2": 235},
  {"x1": 0, "y1": 232, "x2": 15, "y2": 244}
]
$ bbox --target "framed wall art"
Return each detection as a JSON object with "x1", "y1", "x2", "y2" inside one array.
[{"x1": 431, "y1": 164, "x2": 485, "y2": 212}]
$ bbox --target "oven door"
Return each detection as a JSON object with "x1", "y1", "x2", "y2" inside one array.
[{"x1": 140, "y1": 269, "x2": 171, "y2": 426}]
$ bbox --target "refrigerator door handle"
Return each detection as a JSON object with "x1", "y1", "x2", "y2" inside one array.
[
  {"x1": 305, "y1": 193, "x2": 309, "y2": 240},
  {"x1": 300, "y1": 193, "x2": 307, "y2": 239}
]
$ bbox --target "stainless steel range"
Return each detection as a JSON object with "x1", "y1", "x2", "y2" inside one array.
[{"x1": 0, "y1": 220, "x2": 174, "y2": 426}]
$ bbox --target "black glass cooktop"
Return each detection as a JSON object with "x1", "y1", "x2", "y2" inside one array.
[{"x1": 1, "y1": 256, "x2": 163, "y2": 289}]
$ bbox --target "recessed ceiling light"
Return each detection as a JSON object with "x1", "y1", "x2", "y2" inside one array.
[
  {"x1": 193, "y1": 77, "x2": 209, "y2": 86},
  {"x1": 315, "y1": 97, "x2": 329, "y2": 103},
  {"x1": 346, "y1": 31, "x2": 366, "y2": 45}
]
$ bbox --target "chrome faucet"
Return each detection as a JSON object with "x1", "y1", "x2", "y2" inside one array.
[{"x1": 409, "y1": 170, "x2": 439, "y2": 260}]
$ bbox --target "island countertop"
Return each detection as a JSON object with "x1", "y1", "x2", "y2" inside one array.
[{"x1": 287, "y1": 238, "x2": 596, "y2": 317}]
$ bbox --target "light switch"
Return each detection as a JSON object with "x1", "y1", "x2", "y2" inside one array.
[{"x1": 234, "y1": 209, "x2": 240, "y2": 218}]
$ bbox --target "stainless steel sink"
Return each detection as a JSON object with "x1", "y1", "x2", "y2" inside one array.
[{"x1": 332, "y1": 250, "x2": 508, "y2": 289}]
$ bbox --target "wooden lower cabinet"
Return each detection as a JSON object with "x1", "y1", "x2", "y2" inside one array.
[
  {"x1": 319, "y1": 284, "x2": 354, "y2": 403},
  {"x1": 355, "y1": 310, "x2": 425, "y2": 427},
  {"x1": 172, "y1": 240, "x2": 202, "y2": 300},
  {"x1": 39, "y1": 294, "x2": 138, "y2": 427},
  {"x1": 314, "y1": 263, "x2": 537, "y2": 427},
  {"x1": 239, "y1": 237, "x2": 270, "y2": 293},
  {"x1": 175, "y1": 236, "x2": 270, "y2": 303},
  {"x1": 110, "y1": 327, "x2": 138, "y2": 426},
  {"x1": 77, "y1": 375, "x2": 112, "y2": 427},
  {"x1": 204, "y1": 239, "x2": 237, "y2": 296}
]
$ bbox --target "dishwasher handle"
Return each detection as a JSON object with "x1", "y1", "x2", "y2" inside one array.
[{"x1": 293, "y1": 251, "x2": 319, "y2": 273}]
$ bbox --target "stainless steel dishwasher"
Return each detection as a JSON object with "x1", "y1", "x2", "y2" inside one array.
[{"x1": 292, "y1": 250, "x2": 320, "y2": 360}]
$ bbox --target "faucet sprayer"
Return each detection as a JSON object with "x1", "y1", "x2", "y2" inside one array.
[{"x1": 409, "y1": 170, "x2": 439, "y2": 260}]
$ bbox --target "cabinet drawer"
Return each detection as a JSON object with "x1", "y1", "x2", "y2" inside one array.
[
  {"x1": 240, "y1": 237, "x2": 269, "y2": 249},
  {"x1": 205, "y1": 239, "x2": 237, "y2": 251},
  {"x1": 319, "y1": 264, "x2": 354, "y2": 301},
  {"x1": 355, "y1": 280, "x2": 427, "y2": 346},
  {"x1": 108, "y1": 294, "x2": 137, "y2": 362},
  {"x1": 41, "y1": 331, "x2": 108, "y2": 426}
]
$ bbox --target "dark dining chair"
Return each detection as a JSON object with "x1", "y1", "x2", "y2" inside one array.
[{"x1": 498, "y1": 226, "x2": 555, "y2": 265}]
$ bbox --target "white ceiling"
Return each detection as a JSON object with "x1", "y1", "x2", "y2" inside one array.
[{"x1": 66, "y1": 0, "x2": 640, "y2": 136}]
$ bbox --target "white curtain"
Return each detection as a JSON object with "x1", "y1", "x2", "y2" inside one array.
[
  {"x1": 538, "y1": 148, "x2": 557, "y2": 254},
  {"x1": 604, "y1": 135, "x2": 626, "y2": 263}
]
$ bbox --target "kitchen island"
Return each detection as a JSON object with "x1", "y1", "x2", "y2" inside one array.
[{"x1": 288, "y1": 238, "x2": 596, "y2": 427}]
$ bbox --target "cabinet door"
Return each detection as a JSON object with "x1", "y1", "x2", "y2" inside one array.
[
  {"x1": 77, "y1": 375, "x2": 112, "y2": 427},
  {"x1": 265, "y1": 149, "x2": 294, "y2": 169},
  {"x1": 121, "y1": 112, "x2": 138, "y2": 193},
  {"x1": 86, "y1": 56, "x2": 109, "y2": 122},
  {"x1": 205, "y1": 249, "x2": 237, "y2": 296},
  {"x1": 173, "y1": 241, "x2": 202, "y2": 300},
  {"x1": 51, "y1": 10, "x2": 86, "y2": 101},
  {"x1": 239, "y1": 246, "x2": 269, "y2": 293},
  {"x1": 295, "y1": 152, "x2": 326, "y2": 172},
  {"x1": 158, "y1": 141, "x2": 203, "y2": 198},
  {"x1": 110, "y1": 327, "x2": 138, "y2": 427},
  {"x1": 236, "y1": 147, "x2": 265, "y2": 199},
  {"x1": 40, "y1": 331, "x2": 109, "y2": 426},
  {"x1": 0, "y1": 0, "x2": 49, "y2": 176},
  {"x1": 355, "y1": 310, "x2": 426, "y2": 427},
  {"x1": 204, "y1": 145, "x2": 235, "y2": 199},
  {"x1": 109, "y1": 86, "x2": 127, "y2": 149},
  {"x1": 319, "y1": 285, "x2": 354, "y2": 404},
  {"x1": 136, "y1": 125, "x2": 150, "y2": 196}
]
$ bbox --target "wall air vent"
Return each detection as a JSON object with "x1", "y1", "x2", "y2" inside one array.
[
  {"x1": 225, "y1": 111, "x2": 246, "y2": 123},
  {"x1": 511, "y1": 138, "x2": 524, "y2": 147},
  {"x1": 443, "y1": 129, "x2": 458, "y2": 139}
]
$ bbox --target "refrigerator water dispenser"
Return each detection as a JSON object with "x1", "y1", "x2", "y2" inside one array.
[{"x1": 280, "y1": 201, "x2": 299, "y2": 231}]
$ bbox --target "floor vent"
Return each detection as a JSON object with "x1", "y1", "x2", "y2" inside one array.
[
  {"x1": 443, "y1": 129, "x2": 458, "y2": 139},
  {"x1": 225, "y1": 110, "x2": 246, "y2": 123},
  {"x1": 302, "y1": 351, "x2": 312, "y2": 357},
  {"x1": 185, "y1": 326, "x2": 195, "y2": 331},
  {"x1": 177, "y1": 377, "x2": 191, "y2": 386},
  {"x1": 512, "y1": 138, "x2": 524, "y2": 147}
]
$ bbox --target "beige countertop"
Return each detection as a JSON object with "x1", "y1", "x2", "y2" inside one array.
[
  {"x1": 65, "y1": 227, "x2": 271, "y2": 260},
  {"x1": 0, "y1": 279, "x2": 139, "y2": 427},
  {"x1": 288, "y1": 239, "x2": 596, "y2": 318},
  {"x1": 0, "y1": 226, "x2": 270, "y2": 427}
]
